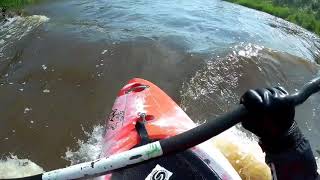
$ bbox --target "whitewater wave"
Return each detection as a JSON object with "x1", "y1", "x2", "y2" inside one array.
[
  {"x1": 64, "y1": 125, "x2": 104, "y2": 165},
  {"x1": 0, "y1": 15, "x2": 49, "y2": 58},
  {"x1": 213, "y1": 126, "x2": 271, "y2": 180},
  {"x1": 0, "y1": 155, "x2": 44, "y2": 179},
  {"x1": 180, "y1": 43, "x2": 320, "y2": 176}
]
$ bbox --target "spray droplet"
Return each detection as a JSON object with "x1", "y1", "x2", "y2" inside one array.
[
  {"x1": 43, "y1": 89, "x2": 50, "y2": 93},
  {"x1": 24, "y1": 107, "x2": 32, "y2": 114},
  {"x1": 42, "y1": 65, "x2": 47, "y2": 70},
  {"x1": 101, "y1": 49, "x2": 108, "y2": 54}
]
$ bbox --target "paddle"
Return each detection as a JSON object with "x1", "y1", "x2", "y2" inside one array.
[{"x1": 9, "y1": 76, "x2": 320, "y2": 180}]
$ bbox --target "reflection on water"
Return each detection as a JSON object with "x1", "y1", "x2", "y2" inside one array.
[
  {"x1": 0, "y1": 0, "x2": 320, "y2": 177},
  {"x1": 26, "y1": 0, "x2": 320, "y2": 60}
]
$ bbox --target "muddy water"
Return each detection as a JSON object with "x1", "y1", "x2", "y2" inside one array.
[{"x1": 0, "y1": 0, "x2": 320, "y2": 174}]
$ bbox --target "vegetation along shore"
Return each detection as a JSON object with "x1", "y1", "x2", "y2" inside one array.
[{"x1": 226, "y1": 0, "x2": 320, "y2": 36}]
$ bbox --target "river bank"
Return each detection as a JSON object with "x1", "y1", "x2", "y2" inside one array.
[
  {"x1": 226, "y1": 0, "x2": 320, "y2": 36},
  {"x1": 0, "y1": 0, "x2": 41, "y2": 20},
  {"x1": 0, "y1": 7, "x2": 21, "y2": 21},
  {"x1": 0, "y1": 0, "x2": 40, "y2": 9}
]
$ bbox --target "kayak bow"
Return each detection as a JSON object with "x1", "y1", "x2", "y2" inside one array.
[{"x1": 100, "y1": 78, "x2": 241, "y2": 179}]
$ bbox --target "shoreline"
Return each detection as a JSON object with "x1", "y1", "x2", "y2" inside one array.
[
  {"x1": 0, "y1": 7, "x2": 23, "y2": 22},
  {"x1": 0, "y1": 0, "x2": 42, "y2": 20},
  {"x1": 225, "y1": 0, "x2": 320, "y2": 36}
]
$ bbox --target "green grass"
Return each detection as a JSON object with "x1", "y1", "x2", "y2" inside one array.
[
  {"x1": 0, "y1": 0, "x2": 41, "y2": 10},
  {"x1": 226, "y1": 0, "x2": 320, "y2": 36}
]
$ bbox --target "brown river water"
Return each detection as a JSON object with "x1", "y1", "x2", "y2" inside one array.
[{"x1": 0, "y1": 0, "x2": 320, "y2": 178}]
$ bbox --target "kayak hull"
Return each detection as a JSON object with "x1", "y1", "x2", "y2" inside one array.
[{"x1": 100, "y1": 78, "x2": 240, "y2": 179}]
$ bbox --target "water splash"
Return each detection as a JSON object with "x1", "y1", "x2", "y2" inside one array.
[
  {"x1": 64, "y1": 125, "x2": 104, "y2": 165},
  {"x1": 180, "y1": 43, "x2": 320, "y2": 178},
  {"x1": 317, "y1": 156, "x2": 320, "y2": 174},
  {"x1": 0, "y1": 155, "x2": 44, "y2": 179},
  {"x1": 213, "y1": 126, "x2": 272, "y2": 180},
  {"x1": 235, "y1": 43, "x2": 264, "y2": 58}
]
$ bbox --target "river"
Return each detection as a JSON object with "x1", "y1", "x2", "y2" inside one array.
[{"x1": 0, "y1": 0, "x2": 319, "y2": 178}]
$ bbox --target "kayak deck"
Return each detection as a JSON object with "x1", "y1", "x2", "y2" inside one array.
[{"x1": 101, "y1": 78, "x2": 240, "y2": 179}]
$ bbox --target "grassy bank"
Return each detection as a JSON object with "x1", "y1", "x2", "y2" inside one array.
[
  {"x1": 226, "y1": 0, "x2": 320, "y2": 36},
  {"x1": 0, "y1": 0, "x2": 40, "y2": 10}
]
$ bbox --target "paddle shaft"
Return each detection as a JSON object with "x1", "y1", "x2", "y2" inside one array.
[
  {"x1": 162, "y1": 76, "x2": 320, "y2": 154},
  {"x1": 161, "y1": 105, "x2": 247, "y2": 154}
]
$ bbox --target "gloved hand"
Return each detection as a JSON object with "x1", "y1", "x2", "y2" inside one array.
[{"x1": 240, "y1": 87, "x2": 302, "y2": 153}]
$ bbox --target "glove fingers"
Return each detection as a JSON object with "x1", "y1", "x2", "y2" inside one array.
[
  {"x1": 274, "y1": 86, "x2": 289, "y2": 96},
  {"x1": 266, "y1": 87, "x2": 276, "y2": 94},
  {"x1": 275, "y1": 86, "x2": 288, "y2": 94},
  {"x1": 266, "y1": 87, "x2": 288, "y2": 99},
  {"x1": 255, "y1": 88, "x2": 273, "y2": 107},
  {"x1": 255, "y1": 88, "x2": 270, "y2": 97},
  {"x1": 240, "y1": 86, "x2": 295, "y2": 139},
  {"x1": 240, "y1": 89, "x2": 263, "y2": 111}
]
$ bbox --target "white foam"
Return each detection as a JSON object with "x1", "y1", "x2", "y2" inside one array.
[
  {"x1": 43, "y1": 89, "x2": 50, "y2": 93},
  {"x1": 317, "y1": 157, "x2": 320, "y2": 174},
  {"x1": 0, "y1": 15, "x2": 49, "y2": 57},
  {"x1": 236, "y1": 43, "x2": 264, "y2": 58},
  {"x1": 24, "y1": 107, "x2": 32, "y2": 114},
  {"x1": 64, "y1": 125, "x2": 104, "y2": 165},
  {"x1": 101, "y1": 49, "x2": 108, "y2": 54},
  {"x1": 213, "y1": 126, "x2": 273, "y2": 179},
  {"x1": 0, "y1": 155, "x2": 44, "y2": 179},
  {"x1": 214, "y1": 126, "x2": 265, "y2": 162},
  {"x1": 42, "y1": 64, "x2": 48, "y2": 70}
]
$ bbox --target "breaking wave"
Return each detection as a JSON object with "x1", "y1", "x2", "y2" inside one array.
[
  {"x1": 0, "y1": 15, "x2": 49, "y2": 59},
  {"x1": 0, "y1": 155, "x2": 44, "y2": 179},
  {"x1": 64, "y1": 125, "x2": 104, "y2": 165}
]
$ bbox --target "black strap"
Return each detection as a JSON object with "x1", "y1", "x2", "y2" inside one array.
[{"x1": 135, "y1": 113, "x2": 152, "y2": 145}]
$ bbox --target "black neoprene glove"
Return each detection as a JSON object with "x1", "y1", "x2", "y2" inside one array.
[{"x1": 240, "y1": 87, "x2": 303, "y2": 153}]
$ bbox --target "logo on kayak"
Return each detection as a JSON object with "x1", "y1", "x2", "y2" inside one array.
[
  {"x1": 145, "y1": 165, "x2": 173, "y2": 180},
  {"x1": 107, "y1": 109, "x2": 125, "y2": 130}
]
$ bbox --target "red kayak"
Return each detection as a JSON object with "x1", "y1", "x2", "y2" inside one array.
[{"x1": 100, "y1": 78, "x2": 240, "y2": 180}]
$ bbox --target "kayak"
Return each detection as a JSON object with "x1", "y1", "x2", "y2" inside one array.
[{"x1": 100, "y1": 78, "x2": 241, "y2": 180}]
